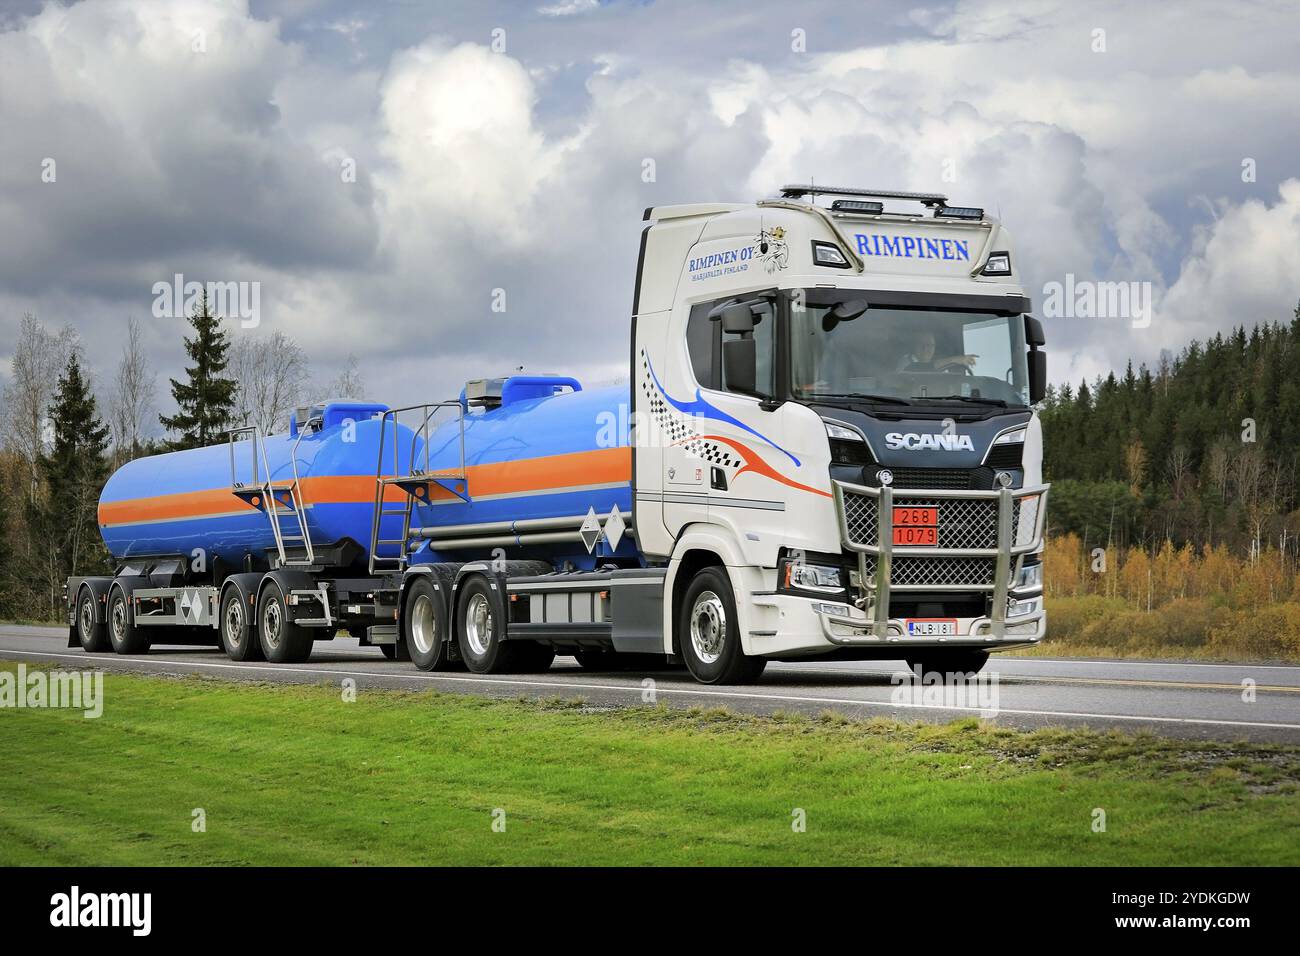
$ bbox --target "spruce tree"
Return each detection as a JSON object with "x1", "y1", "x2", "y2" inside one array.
[
  {"x1": 37, "y1": 351, "x2": 112, "y2": 579},
  {"x1": 159, "y1": 290, "x2": 237, "y2": 449}
]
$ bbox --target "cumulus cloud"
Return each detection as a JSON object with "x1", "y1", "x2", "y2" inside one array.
[{"x1": 1, "y1": 0, "x2": 1299, "y2": 422}]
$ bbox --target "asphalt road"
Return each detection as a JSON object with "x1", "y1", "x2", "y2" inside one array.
[{"x1": 2, "y1": 624, "x2": 1299, "y2": 743}]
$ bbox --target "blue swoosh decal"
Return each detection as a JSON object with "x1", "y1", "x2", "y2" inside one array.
[{"x1": 645, "y1": 354, "x2": 800, "y2": 466}]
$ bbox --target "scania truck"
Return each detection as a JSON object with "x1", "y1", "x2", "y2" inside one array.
[{"x1": 68, "y1": 185, "x2": 1048, "y2": 683}]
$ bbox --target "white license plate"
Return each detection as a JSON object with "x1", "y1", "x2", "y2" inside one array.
[{"x1": 905, "y1": 618, "x2": 958, "y2": 637}]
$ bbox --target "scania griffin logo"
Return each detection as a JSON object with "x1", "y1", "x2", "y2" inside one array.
[{"x1": 884, "y1": 432, "x2": 975, "y2": 451}]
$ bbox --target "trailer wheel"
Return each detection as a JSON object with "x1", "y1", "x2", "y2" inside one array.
[
  {"x1": 904, "y1": 650, "x2": 989, "y2": 678},
  {"x1": 455, "y1": 575, "x2": 520, "y2": 673},
  {"x1": 257, "y1": 583, "x2": 314, "y2": 664},
  {"x1": 679, "y1": 567, "x2": 766, "y2": 684},
  {"x1": 220, "y1": 588, "x2": 263, "y2": 662},
  {"x1": 107, "y1": 586, "x2": 151, "y2": 655},
  {"x1": 403, "y1": 576, "x2": 449, "y2": 671},
  {"x1": 76, "y1": 587, "x2": 110, "y2": 653}
]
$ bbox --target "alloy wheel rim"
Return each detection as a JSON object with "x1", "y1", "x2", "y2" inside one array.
[
  {"x1": 79, "y1": 597, "x2": 93, "y2": 640},
  {"x1": 411, "y1": 594, "x2": 437, "y2": 655},
  {"x1": 690, "y1": 591, "x2": 726, "y2": 665},
  {"x1": 225, "y1": 599, "x2": 244, "y2": 648},
  {"x1": 464, "y1": 594, "x2": 492, "y2": 657},
  {"x1": 263, "y1": 599, "x2": 282, "y2": 649}
]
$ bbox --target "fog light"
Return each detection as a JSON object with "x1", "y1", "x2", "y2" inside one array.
[{"x1": 1008, "y1": 597, "x2": 1040, "y2": 618}]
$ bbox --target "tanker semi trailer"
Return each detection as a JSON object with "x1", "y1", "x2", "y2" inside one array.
[{"x1": 67, "y1": 185, "x2": 1049, "y2": 683}]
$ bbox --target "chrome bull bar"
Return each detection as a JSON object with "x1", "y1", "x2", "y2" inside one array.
[{"x1": 829, "y1": 479, "x2": 1049, "y2": 642}]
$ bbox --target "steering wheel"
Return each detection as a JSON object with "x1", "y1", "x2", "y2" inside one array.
[{"x1": 942, "y1": 361, "x2": 974, "y2": 376}]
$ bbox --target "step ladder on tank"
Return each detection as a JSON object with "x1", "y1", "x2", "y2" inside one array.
[
  {"x1": 368, "y1": 401, "x2": 469, "y2": 574},
  {"x1": 228, "y1": 419, "x2": 317, "y2": 568}
]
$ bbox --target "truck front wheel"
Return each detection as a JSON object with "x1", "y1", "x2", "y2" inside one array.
[
  {"x1": 679, "y1": 567, "x2": 766, "y2": 684},
  {"x1": 257, "y1": 583, "x2": 314, "y2": 664}
]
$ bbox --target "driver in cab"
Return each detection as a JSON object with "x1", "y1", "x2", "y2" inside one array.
[{"x1": 898, "y1": 330, "x2": 978, "y2": 372}]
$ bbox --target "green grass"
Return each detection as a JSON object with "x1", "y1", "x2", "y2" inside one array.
[{"x1": 0, "y1": 663, "x2": 1297, "y2": 865}]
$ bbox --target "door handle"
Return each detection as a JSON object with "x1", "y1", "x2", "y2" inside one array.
[{"x1": 710, "y1": 466, "x2": 728, "y2": 491}]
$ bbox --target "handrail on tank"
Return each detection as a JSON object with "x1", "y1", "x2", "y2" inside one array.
[
  {"x1": 227, "y1": 422, "x2": 316, "y2": 568},
  {"x1": 368, "y1": 401, "x2": 467, "y2": 574}
]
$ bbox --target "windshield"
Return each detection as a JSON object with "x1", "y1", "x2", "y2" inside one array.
[{"x1": 788, "y1": 292, "x2": 1030, "y2": 407}]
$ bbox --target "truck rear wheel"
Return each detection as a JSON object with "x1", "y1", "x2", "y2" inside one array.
[
  {"x1": 257, "y1": 583, "x2": 314, "y2": 664},
  {"x1": 403, "y1": 576, "x2": 449, "y2": 671},
  {"x1": 76, "y1": 587, "x2": 110, "y2": 653},
  {"x1": 108, "y1": 586, "x2": 151, "y2": 655},
  {"x1": 904, "y1": 650, "x2": 990, "y2": 678},
  {"x1": 455, "y1": 575, "x2": 520, "y2": 673},
  {"x1": 679, "y1": 567, "x2": 766, "y2": 684},
  {"x1": 220, "y1": 588, "x2": 263, "y2": 662}
]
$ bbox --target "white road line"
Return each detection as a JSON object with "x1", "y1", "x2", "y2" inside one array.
[
  {"x1": 3, "y1": 648, "x2": 1299, "y2": 732},
  {"x1": 985, "y1": 657, "x2": 1300, "y2": 672}
]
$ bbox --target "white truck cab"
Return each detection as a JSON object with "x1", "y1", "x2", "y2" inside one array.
[{"x1": 633, "y1": 186, "x2": 1048, "y2": 678}]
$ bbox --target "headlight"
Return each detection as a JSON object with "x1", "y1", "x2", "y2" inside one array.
[
  {"x1": 994, "y1": 427, "x2": 1027, "y2": 445},
  {"x1": 981, "y1": 251, "x2": 1012, "y2": 276},
  {"x1": 1013, "y1": 560, "x2": 1043, "y2": 592},
  {"x1": 825, "y1": 421, "x2": 863, "y2": 442},
  {"x1": 779, "y1": 550, "x2": 847, "y2": 597}
]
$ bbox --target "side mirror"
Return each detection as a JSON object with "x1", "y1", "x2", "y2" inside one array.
[
  {"x1": 1028, "y1": 349, "x2": 1046, "y2": 404},
  {"x1": 716, "y1": 303, "x2": 755, "y2": 334},
  {"x1": 723, "y1": 337, "x2": 757, "y2": 395},
  {"x1": 1024, "y1": 314, "x2": 1045, "y2": 347},
  {"x1": 832, "y1": 298, "x2": 869, "y2": 321}
]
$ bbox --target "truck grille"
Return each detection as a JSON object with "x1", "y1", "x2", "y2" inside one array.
[
  {"x1": 861, "y1": 556, "x2": 997, "y2": 587},
  {"x1": 841, "y1": 492, "x2": 1036, "y2": 550}
]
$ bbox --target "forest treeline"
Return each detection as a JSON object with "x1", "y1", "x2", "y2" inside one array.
[
  {"x1": 0, "y1": 297, "x2": 363, "y2": 620},
  {"x1": 1041, "y1": 304, "x2": 1300, "y2": 560}
]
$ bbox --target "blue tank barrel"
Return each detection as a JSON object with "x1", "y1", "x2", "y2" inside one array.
[{"x1": 97, "y1": 402, "x2": 413, "y2": 565}]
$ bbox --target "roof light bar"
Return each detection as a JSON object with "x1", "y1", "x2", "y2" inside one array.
[
  {"x1": 935, "y1": 205, "x2": 985, "y2": 220},
  {"x1": 830, "y1": 199, "x2": 884, "y2": 215},
  {"x1": 779, "y1": 184, "x2": 949, "y2": 206}
]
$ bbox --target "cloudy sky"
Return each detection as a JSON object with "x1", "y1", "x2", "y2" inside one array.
[{"x1": 2, "y1": 0, "x2": 1298, "y2": 433}]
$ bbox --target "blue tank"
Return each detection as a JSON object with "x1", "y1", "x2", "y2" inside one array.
[
  {"x1": 407, "y1": 377, "x2": 635, "y2": 566},
  {"x1": 98, "y1": 402, "x2": 412, "y2": 565},
  {"x1": 98, "y1": 380, "x2": 636, "y2": 570}
]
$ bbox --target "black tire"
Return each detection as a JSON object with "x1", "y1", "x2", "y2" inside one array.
[
  {"x1": 107, "y1": 586, "x2": 151, "y2": 655},
  {"x1": 219, "y1": 587, "x2": 263, "y2": 662},
  {"x1": 904, "y1": 650, "x2": 990, "y2": 678},
  {"x1": 75, "y1": 587, "x2": 110, "y2": 653},
  {"x1": 256, "y1": 583, "x2": 314, "y2": 664},
  {"x1": 402, "y1": 575, "x2": 449, "y2": 671},
  {"x1": 678, "y1": 566, "x2": 766, "y2": 684},
  {"x1": 455, "y1": 575, "x2": 520, "y2": 673}
]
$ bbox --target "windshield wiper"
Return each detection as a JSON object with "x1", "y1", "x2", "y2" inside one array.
[
  {"x1": 809, "y1": 391, "x2": 911, "y2": 405},
  {"x1": 913, "y1": 394, "x2": 1009, "y2": 407}
]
